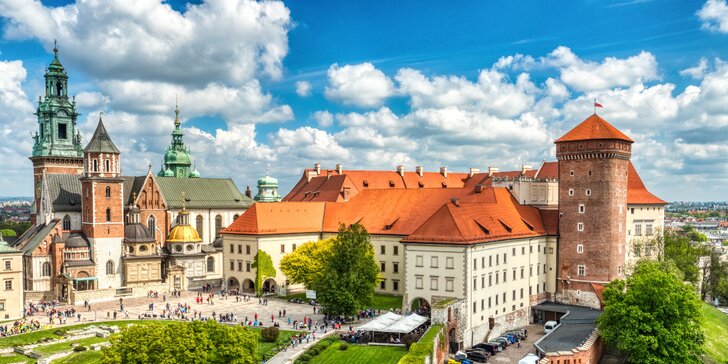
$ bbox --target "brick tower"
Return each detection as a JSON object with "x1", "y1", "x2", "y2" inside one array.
[
  {"x1": 29, "y1": 44, "x2": 84, "y2": 222},
  {"x1": 555, "y1": 114, "x2": 633, "y2": 309},
  {"x1": 80, "y1": 117, "x2": 124, "y2": 289}
]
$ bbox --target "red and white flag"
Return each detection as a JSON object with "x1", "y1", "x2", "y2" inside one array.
[{"x1": 594, "y1": 101, "x2": 603, "y2": 108}]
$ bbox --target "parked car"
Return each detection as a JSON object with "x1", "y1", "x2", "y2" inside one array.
[
  {"x1": 465, "y1": 348, "x2": 490, "y2": 357},
  {"x1": 502, "y1": 333, "x2": 519, "y2": 343},
  {"x1": 506, "y1": 329, "x2": 527, "y2": 339},
  {"x1": 499, "y1": 335, "x2": 516, "y2": 344},
  {"x1": 472, "y1": 342, "x2": 500, "y2": 354},
  {"x1": 518, "y1": 354, "x2": 540, "y2": 364},
  {"x1": 465, "y1": 350, "x2": 489, "y2": 363},
  {"x1": 492, "y1": 337, "x2": 510, "y2": 347},
  {"x1": 544, "y1": 320, "x2": 559, "y2": 334}
]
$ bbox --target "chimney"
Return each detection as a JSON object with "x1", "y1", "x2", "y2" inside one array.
[
  {"x1": 245, "y1": 186, "x2": 252, "y2": 198},
  {"x1": 314, "y1": 163, "x2": 321, "y2": 175},
  {"x1": 396, "y1": 165, "x2": 405, "y2": 176},
  {"x1": 488, "y1": 166, "x2": 499, "y2": 176},
  {"x1": 450, "y1": 197, "x2": 460, "y2": 207},
  {"x1": 469, "y1": 167, "x2": 480, "y2": 178},
  {"x1": 415, "y1": 166, "x2": 423, "y2": 177},
  {"x1": 440, "y1": 166, "x2": 448, "y2": 178},
  {"x1": 521, "y1": 164, "x2": 533, "y2": 174},
  {"x1": 336, "y1": 164, "x2": 343, "y2": 174}
]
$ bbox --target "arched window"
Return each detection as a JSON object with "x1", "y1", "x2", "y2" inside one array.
[
  {"x1": 105, "y1": 159, "x2": 110, "y2": 172},
  {"x1": 215, "y1": 215, "x2": 222, "y2": 237},
  {"x1": 105, "y1": 208, "x2": 111, "y2": 222},
  {"x1": 105, "y1": 186, "x2": 111, "y2": 198},
  {"x1": 62, "y1": 215, "x2": 71, "y2": 230},
  {"x1": 233, "y1": 214, "x2": 240, "y2": 221},
  {"x1": 93, "y1": 159, "x2": 98, "y2": 172},
  {"x1": 56, "y1": 82, "x2": 63, "y2": 96},
  {"x1": 207, "y1": 257, "x2": 215, "y2": 273},
  {"x1": 147, "y1": 215, "x2": 156, "y2": 239},
  {"x1": 196, "y1": 215, "x2": 204, "y2": 237},
  {"x1": 106, "y1": 260, "x2": 114, "y2": 275},
  {"x1": 42, "y1": 262, "x2": 51, "y2": 277}
]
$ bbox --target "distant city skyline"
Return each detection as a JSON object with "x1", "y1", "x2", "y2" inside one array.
[{"x1": 1, "y1": 0, "x2": 727, "y2": 200}]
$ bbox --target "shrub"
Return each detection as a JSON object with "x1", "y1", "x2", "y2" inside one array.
[
  {"x1": 402, "y1": 333, "x2": 418, "y2": 349},
  {"x1": 298, "y1": 353, "x2": 312, "y2": 362},
  {"x1": 317, "y1": 340, "x2": 331, "y2": 350},
  {"x1": 261, "y1": 326, "x2": 280, "y2": 342},
  {"x1": 73, "y1": 345, "x2": 87, "y2": 352},
  {"x1": 338, "y1": 342, "x2": 349, "y2": 351},
  {"x1": 308, "y1": 346, "x2": 321, "y2": 356}
]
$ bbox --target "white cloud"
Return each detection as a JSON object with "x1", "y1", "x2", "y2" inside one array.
[
  {"x1": 295, "y1": 80, "x2": 311, "y2": 97},
  {"x1": 311, "y1": 110, "x2": 334, "y2": 128},
  {"x1": 74, "y1": 91, "x2": 110, "y2": 109},
  {"x1": 0, "y1": 0, "x2": 291, "y2": 87},
  {"x1": 335, "y1": 107, "x2": 406, "y2": 136},
  {"x1": 680, "y1": 58, "x2": 709, "y2": 79},
  {"x1": 698, "y1": 0, "x2": 728, "y2": 33},
  {"x1": 324, "y1": 63, "x2": 394, "y2": 107},
  {"x1": 273, "y1": 126, "x2": 351, "y2": 161}
]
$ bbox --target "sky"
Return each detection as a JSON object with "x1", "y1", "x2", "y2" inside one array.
[{"x1": 0, "y1": 0, "x2": 727, "y2": 201}]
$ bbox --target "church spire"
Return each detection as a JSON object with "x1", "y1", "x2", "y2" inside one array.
[{"x1": 158, "y1": 101, "x2": 196, "y2": 178}]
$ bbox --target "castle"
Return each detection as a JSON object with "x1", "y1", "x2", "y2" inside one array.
[{"x1": 12, "y1": 48, "x2": 255, "y2": 304}]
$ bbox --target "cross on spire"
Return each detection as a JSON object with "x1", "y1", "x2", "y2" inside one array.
[{"x1": 53, "y1": 39, "x2": 58, "y2": 57}]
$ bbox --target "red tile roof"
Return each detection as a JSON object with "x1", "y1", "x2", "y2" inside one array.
[
  {"x1": 555, "y1": 114, "x2": 634, "y2": 143},
  {"x1": 535, "y1": 162, "x2": 558, "y2": 179},
  {"x1": 223, "y1": 202, "x2": 326, "y2": 235},
  {"x1": 627, "y1": 162, "x2": 666, "y2": 205}
]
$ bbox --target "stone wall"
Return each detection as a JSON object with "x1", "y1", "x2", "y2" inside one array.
[{"x1": 539, "y1": 329, "x2": 604, "y2": 364}]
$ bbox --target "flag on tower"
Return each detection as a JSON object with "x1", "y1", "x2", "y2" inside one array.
[{"x1": 594, "y1": 101, "x2": 603, "y2": 108}]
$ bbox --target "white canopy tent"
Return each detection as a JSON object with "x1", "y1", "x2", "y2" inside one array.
[{"x1": 358, "y1": 312, "x2": 429, "y2": 334}]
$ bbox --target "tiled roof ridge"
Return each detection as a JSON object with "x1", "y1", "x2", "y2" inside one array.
[{"x1": 555, "y1": 114, "x2": 634, "y2": 143}]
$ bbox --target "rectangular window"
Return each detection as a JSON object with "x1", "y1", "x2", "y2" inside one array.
[
  {"x1": 415, "y1": 276, "x2": 423, "y2": 289},
  {"x1": 579, "y1": 204, "x2": 585, "y2": 213},
  {"x1": 246, "y1": 245, "x2": 251, "y2": 254},
  {"x1": 520, "y1": 267, "x2": 524, "y2": 279},
  {"x1": 529, "y1": 265, "x2": 533, "y2": 277},
  {"x1": 503, "y1": 292, "x2": 506, "y2": 302},
  {"x1": 522, "y1": 247, "x2": 525, "y2": 255},
  {"x1": 280, "y1": 244, "x2": 285, "y2": 253},
  {"x1": 544, "y1": 265, "x2": 547, "y2": 274},
  {"x1": 530, "y1": 246, "x2": 533, "y2": 254},
  {"x1": 230, "y1": 244, "x2": 234, "y2": 253},
  {"x1": 503, "y1": 253, "x2": 507, "y2": 264},
  {"x1": 0, "y1": 301, "x2": 4, "y2": 311},
  {"x1": 489, "y1": 255, "x2": 492, "y2": 267},
  {"x1": 586, "y1": 189, "x2": 592, "y2": 196},
  {"x1": 393, "y1": 246, "x2": 399, "y2": 255},
  {"x1": 481, "y1": 299, "x2": 484, "y2": 311},
  {"x1": 380, "y1": 262, "x2": 386, "y2": 272},
  {"x1": 495, "y1": 295, "x2": 499, "y2": 305},
  {"x1": 543, "y1": 282, "x2": 546, "y2": 292},
  {"x1": 3, "y1": 261, "x2": 10, "y2": 271},
  {"x1": 520, "y1": 288, "x2": 524, "y2": 299},
  {"x1": 473, "y1": 302, "x2": 477, "y2": 313},
  {"x1": 577, "y1": 244, "x2": 584, "y2": 253},
  {"x1": 292, "y1": 244, "x2": 297, "y2": 251},
  {"x1": 578, "y1": 265, "x2": 586, "y2": 276},
  {"x1": 495, "y1": 273, "x2": 499, "y2": 284},
  {"x1": 446, "y1": 278, "x2": 454, "y2": 292},
  {"x1": 489, "y1": 273, "x2": 493, "y2": 287},
  {"x1": 646, "y1": 224, "x2": 653, "y2": 235},
  {"x1": 430, "y1": 277, "x2": 439, "y2": 290},
  {"x1": 246, "y1": 262, "x2": 251, "y2": 272},
  {"x1": 481, "y1": 275, "x2": 485, "y2": 288},
  {"x1": 2, "y1": 280, "x2": 8, "y2": 291},
  {"x1": 473, "y1": 277, "x2": 477, "y2": 290},
  {"x1": 481, "y1": 257, "x2": 485, "y2": 268},
  {"x1": 393, "y1": 280, "x2": 399, "y2": 291},
  {"x1": 416, "y1": 255, "x2": 423, "y2": 267},
  {"x1": 446, "y1": 257, "x2": 454, "y2": 269},
  {"x1": 473, "y1": 258, "x2": 477, "y2": 270},
  {"x1": 229, "y1": 261, "x2": 234, "y2": 270},
  {"x1": 430, "y1": 256, "x2": 438, "y2": 268},
  {"x1": 393, "y1": 262, "x2": 399, "y2": 273},
  {"x1": 512, "y1": 269, "x2": 516, "y2": 280},
  {"x1": 503, "y1": 270, "x2": 507, "y2": 282},
  {"x1": 496, "y1": 254, "x2": 499, "y2": 265},
  {"x1": 380, "y1": 280, "x2": 386, "y2": 290},
  {"x1": 549, "y1": 247, "x2": 554, "y2": 254},
  {"x1": 577, "y1": 222, "x2": 584, "y2": 231},
  {"x1": 635, "y1": 224, "x2": 642, "y2": 236},
  {"x1": 381, "y1": 245, "x2": 385, "y2": 255},
  {"x1": 238, "y1": 245, "x2": 242, "y2": 254},
  {"x1": 512, "y1": 248, "x2": 516, "y2": 256},
  {"x1": 513, "y1": 290, "x2": 516, "y2": 300},
  {"x1": 237, "y1": 261, "x2": 242, "y2": 271},
  {"x1": 488, "y1": 297, "x2": 492, "y2": 308},
  {"x1": 58, "y1": 123, "x2": 67, "y2": 139},
  {"x1": 568, "y1": 188, "x2": 574, "y2": 196}
]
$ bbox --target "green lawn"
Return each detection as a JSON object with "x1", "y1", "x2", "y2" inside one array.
[
  {"x1": 701, "y1": 303, "x2": 728, "y2": 363},
  {"x1": 51, "y1": 350, "x2": 103, "y2": 364},
  {"x1": 250, "y1": 327, "x2": 304, "y2": 361},
  {"x1": 309, "y1": 341, "x2": 407, "y2": 364},
  {"x1": 34, "y1": 336, "x2": 108, "y2": 357},
  {"x1": 0, "y1": 352, "x2": 35, "y2": 364}
]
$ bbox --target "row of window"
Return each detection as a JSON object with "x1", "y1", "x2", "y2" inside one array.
[
  {"x1": 90, "y1": 159, "x2": 113, "y2": 173},
  {"x1": 472, "y1": 282, "x2": 547, "y2": 314},
  {"x1": 379, "y1": 245, "x2": 399, "y2": 255},
  {"x1": 230, "y1": 244, "x2": 252, "y2": 255},
  {"x1": 473, "y1": 264, "x2": 548, "y2": 290},
  {"x1": 380, "y1": 262, "x2": 399, "y2": 273},
  {"x1": 414, "y1": 275, "x2": 455, "y2": 292},
  {"x1": 567, "y1": 188, "x2": 592, "y2": 197},
  {"x1": 378, "y1": 279, "x2": 400, "y2": 291},
  {"x1": 230, "y1": 260, "x2": 252, "y2": 273}
]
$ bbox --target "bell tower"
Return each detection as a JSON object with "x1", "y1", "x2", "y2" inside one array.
[
  {"x1": 80, "y1": 116, "x2": 124, "y2": 289},
  {"x1": 29, "y1": 42, "x2": 84, "y2": 222},
  {"x1": 555, "y1": 114, "x2": 633, "y2": 309}
]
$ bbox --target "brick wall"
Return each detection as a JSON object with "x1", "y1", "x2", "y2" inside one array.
[{"x1": 540, "y1": 329, "x2": 604, "y2": 364}]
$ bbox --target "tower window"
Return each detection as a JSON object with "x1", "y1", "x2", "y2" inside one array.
[
  {"x1": 42, "y1": 262, "x2": 51, "y2": 277},
  {"x1": 93, "y1": 159, "x2": 98, "y2": 172},
  {"x1": 577, "y1": 222, "x2": 584, "y2": 231},
  {"x1": 147, "y1": 216, "x2": 156, "y2": 238},
  {"x1": 106, "y1": 260, "x2": 114, "y2": 275},
  {"x1": 105, "y1": 186, "x2": 111, "y2": 198},
  {"x1": 568, "y1": 189, "x2": 574, "y2": 196},
  {"x1": 577, "y1": 244, "x2": 584, "y2": 253},
  {"x1": 105, "y1": 159, "x2": 110, "y2": 172},
  {"x1": 105, "y1": 208, "x2": 111, "y2": 222},
  {"x1": 579, "y1": 204, "x2": 585, "y2": 213},
  {"x1": 586, "y1": 189, "x2": 592, "y2": 196},
  {"x1": 215, "y1": 215, "x2": 223, "y2": 237},
  {"x1": 58, "y1": 123, "x2": 67, "y2": 139},
  {"x1": 577, "y1": 265, "x2": 586, "y2": 276},
  {"x1": 570, "y1": 170, "x2": 574, "y2": 177},
  {"x1": 62, "y1": 215, "x2": 71, "y2": 230}
]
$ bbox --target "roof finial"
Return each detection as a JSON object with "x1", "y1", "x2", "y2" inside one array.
[
  {"x1": 181, "y1": 192, "x2": 186, "y2": 211},
  {"x1": 53, "y1": 39, "x2": 58, "y2": 57},
  {"x1": 132, "y1": 192, "x2": 137, "y2": 205},
  {"x1": 174, "y1": 95, "x2": 180, "y2": 127},
  {"x1": 266, "y1": 167, "x2": 270, "y2": 176}
]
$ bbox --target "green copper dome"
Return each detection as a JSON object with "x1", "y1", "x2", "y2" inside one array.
[
  {"x1": 190, "y1": 168, "x2": 200, "y2": 178},
  {"x1": 158, "y1": 102, "x2": 197, "y2": 178},
  {"x1": 163, "y1": 168, "x2": 174, "y2": 177},
  {"x1": 254, "y1": 170, "x2": 281, "y2": 202},
  {"x1": 257, "y1": 175, "x2": 278, "y2": 186}
]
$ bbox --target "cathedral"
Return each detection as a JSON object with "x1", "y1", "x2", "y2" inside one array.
[{"x1": 12, "y1": 48, "x2": 253, "y2": 304}]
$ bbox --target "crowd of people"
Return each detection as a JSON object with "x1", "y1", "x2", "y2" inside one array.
[{"x1": 0, "y1": 318, "x2": 44, "y2": 337}]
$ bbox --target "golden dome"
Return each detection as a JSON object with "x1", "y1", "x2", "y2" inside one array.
[{"x1": 167, "y1": 224, "x2": 202, "y2": 243}]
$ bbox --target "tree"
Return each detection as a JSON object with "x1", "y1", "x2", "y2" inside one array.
[
  {"x1": 252, "y1": 250, "x2": 276, "y2": 297},
  {"x1": 101, "y1": 321, "x2": 258, "y2": 364},
  {"x1": 316, "y1": 223, "x2": 378, "y2": 316},
  {"x1": 661, "y1": 227, "x2": 709, "y2": 285},
  {"x1": 280, "y1": 238, "x2": 334, "y2": 288},
  {"x1": 597, "y1": 260, "x2": 704, "y2": 364},
  {"x1": 0, "y1": 229, "x2": 16, "y2": 237}
]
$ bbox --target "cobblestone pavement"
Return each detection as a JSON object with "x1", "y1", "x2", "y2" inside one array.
[{"x1": 26, "y1": 291, "x2": 327, "y2": 332}]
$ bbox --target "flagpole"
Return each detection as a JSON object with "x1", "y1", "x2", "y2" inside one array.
[{"x1": 594, "y1": 99, "x2": 596, "y2": 115}]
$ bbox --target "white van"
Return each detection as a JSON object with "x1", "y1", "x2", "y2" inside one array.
[
  {"x1": 544, "y1": 320, "x2": 559, "y2": 333},
  {"x1": 518, "y1": 354, "x2": 541, "y2": 364}
]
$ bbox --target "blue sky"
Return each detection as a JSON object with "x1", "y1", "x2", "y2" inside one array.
[{"x1": 0, "y1": 0, "x2": 727, "y2": 200}]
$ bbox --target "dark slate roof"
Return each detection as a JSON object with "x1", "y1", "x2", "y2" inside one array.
[
  {"x1": 63, "y1": 233, "x2": 90, "y2": 248},
  {"x1": 84, "y1": 118, "x2": 120, "y2": 153},
  {"x1": 533, "y1": 302, "x2": 602, "y2": 354},
  {"x1": 124, "y1": 223, "x2": 155, "y2": 243},
  {"x1": 156, "y1": 177, "x2": 253, "y2": 209},
  {"x1": 12, "y1": 220, "x2": 60, "y2": 255},
  {"x1": 48, "y1": 174, "x2": 82, "y2": 212},
  {"x1": 65, "y1": 260, "x2": 94, "y2": 267},
  {"x1": 201, "y1": 244, "x2": 218, "y2": 253},
  {"x1": 122, "y1": 176, "x2": 147, "y2": 205}
]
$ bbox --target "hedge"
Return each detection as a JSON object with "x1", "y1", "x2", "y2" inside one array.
[{"x1": 397, "y1": 324, "x2": 443, "y2": 364}]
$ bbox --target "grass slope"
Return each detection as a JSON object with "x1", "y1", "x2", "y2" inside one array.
[
  {"x1": 701, "y1": 303, "x2": 728, "y2": 363},
  {"x1": 51, "y1": 350, "x2": 103, "y2": 364},
  {"x1": 309, "y1": 341, "x2": 407, "y2": 364}
]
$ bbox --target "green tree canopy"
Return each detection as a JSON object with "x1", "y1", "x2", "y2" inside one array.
[
  {"x1": 0, "y1": 229, "x2": 16, "y2": 237},
  {"x1": 597, "y1": 260, "x2": 704, "y2": 364},
  {"x1": 252, "y1": 250, "x2": 276, "y2": 297},
  {"x1": 279, "y1": 238, "x2": 334, "y2": 288},
  {"x1": 316, "y1": 223, "x2": 379, "y2": 316},
  {"x1": 101, "y1": 320, "x2": 258, "y2": 364},
  {"x1": 661, "y1": 227, "x2": 710, "y2": 285}
]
